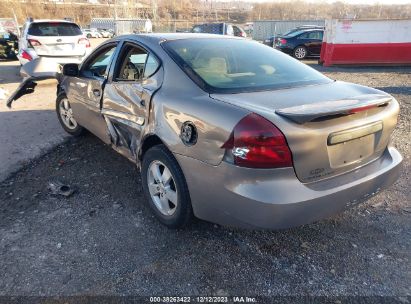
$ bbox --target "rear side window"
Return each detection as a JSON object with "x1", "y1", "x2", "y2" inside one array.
[
  {"x1": 114, "y1": 44, "x2": 160, "y2": 81},
  {"x1": 308, "y1": 31, "x2": 323, "y2": 40},
  {"x1": 144, "y1": 53, "x2": 160, "y2": 78},
  {"x1": 163, "y1": 38, "x2": 331, "y2": 93},
  {"x1": 28, "y1": 22, "x2": 82, "y2": 36}
]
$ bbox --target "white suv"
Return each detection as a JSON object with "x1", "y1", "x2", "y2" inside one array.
[{"x1": 18, "y1": 19, "x2": 92, "y2": 65}]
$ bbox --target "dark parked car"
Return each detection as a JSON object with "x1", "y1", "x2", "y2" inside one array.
[
  {"x1": 275, "y1": 28, "x2": 324, "y2": 59},
  {"x1": 192, "y1": 23, "x2": 234, "y2": 36},
  {"x1": 0, "y1": 30, "x2": 18, "y2": 59},
  {"x1": 263, "y1": 25, "x2": 324, "y2": 48}
]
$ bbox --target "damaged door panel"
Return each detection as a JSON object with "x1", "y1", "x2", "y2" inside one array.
[
  {"x1": 6, "y1": 57, "x2": 61, "y2": 107},
  {"x1": 101, "y1": 42, "x2": 163, "y2": 160}
]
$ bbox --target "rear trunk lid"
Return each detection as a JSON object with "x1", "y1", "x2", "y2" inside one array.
[
  {"x1": 27, "y1": 22, "x2": 86, "y2": 57},
  {"x1": 211, "y1": 81, "x2": 399, "y2": 183}
]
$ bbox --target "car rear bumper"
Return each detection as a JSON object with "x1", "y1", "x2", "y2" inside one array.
[
  {"x1": 175, "y1": 146, "x2": 402, "y2": 229},
  {"x1": 275, "y1": 46, "x2": 293, "y2": 55},
  {"x1": 18, "y1": 49, "x2": 91, "y2": 65}
]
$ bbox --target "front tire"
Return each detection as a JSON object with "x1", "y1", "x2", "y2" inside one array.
[
  {"x1": 293, "y1": 46, "x2": 308, "y2": 60},
  {"x1": 141, "y1": 145, "x2": 193, "y2": 228},
  {"x1": 56, "y1": 94, "x2": 84, "y2": 136}
]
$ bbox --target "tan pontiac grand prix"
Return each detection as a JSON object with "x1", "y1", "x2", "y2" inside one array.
[{"x1": 7, "y1": 34, "x2": 402, "y2": 229}]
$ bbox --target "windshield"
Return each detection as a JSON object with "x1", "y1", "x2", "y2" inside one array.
[
  {"x1": 28, "y1": 22, "x2": 82, "y2": 36},
  {"x1": 163, "y1": 38, "x2": 331, "y2": 93}
]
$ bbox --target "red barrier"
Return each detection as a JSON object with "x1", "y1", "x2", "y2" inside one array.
[
  {"x1": 322, "y1": 43, "x2": 411, "y2": 66},
  {"x1": 321, "y1": 19, "x2": 411, "y2": 66}
]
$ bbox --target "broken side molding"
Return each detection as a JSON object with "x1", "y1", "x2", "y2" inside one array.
[{"x1": 275, "y1": 94, "x2": 391, "y2": 124}]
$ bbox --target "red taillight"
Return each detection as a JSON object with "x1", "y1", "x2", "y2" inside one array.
[
  {"x1": 280, "y1": 38, "x2": 287, "y2": 45},
  {"x1": 21, "y1": 50, "x2": 33, "y2": 61},
  {"x1": 78, "y1": 38, "x2": 90, "y2": 48},
  {"x1": 28, "y1": 39, "x2": 41, "y2": 47},
  {"x1": 222, "y1": 113, "x2": 292, "y2": 168},
  {"x1": 348, "y1": 104, "x2": 378, "y2": 114}
]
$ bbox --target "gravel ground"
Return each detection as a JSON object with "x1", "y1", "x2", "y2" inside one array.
[{"x1": 0, "y1": 63, "x2": 410, "y2": 301}]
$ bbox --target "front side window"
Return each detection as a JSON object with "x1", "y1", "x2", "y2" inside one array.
[
  {"x1": 163, "y1": 38, "x2": 331, "y2": 93},
  {"x1": 28, "y1": 22, "x2": 82, "y2": 36},
  {"x1": 82, "y1": 45, "x2": 117, "y2": 78}
]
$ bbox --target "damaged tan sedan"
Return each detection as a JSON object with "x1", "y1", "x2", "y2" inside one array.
[{"x1": 7, "y1": 34, "x2": 402, "y2": 229}]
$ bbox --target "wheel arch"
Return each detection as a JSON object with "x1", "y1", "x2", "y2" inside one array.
[
  {"x1": 293, "y1": 44, "x2": 307, "y2": 51},
  {"x1": 57, "y1": 84, "x2": 65, "y2": 97},
  {"x1": 293, "y1": 44, "x2": 308, "y2": 53},
  {"x1": 292, "y1": 44, "x2": 309, "y2": 59},
  {"x1": 139, "y1": 134, "x2": 167, "y2": 162}
]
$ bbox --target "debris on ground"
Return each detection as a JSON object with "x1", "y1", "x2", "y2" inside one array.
[
  {"x1": 47, "y1": 181, "x2": 75, "y2": 197},
  {"x1": 301, "y1": 242, "x2": 310, "y2": 249},
  {"x1": 402, "y1": 206, "x2": 411, "y2": 213}
]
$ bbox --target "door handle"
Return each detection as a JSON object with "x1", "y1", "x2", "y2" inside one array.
[{"x1": 93, "y1": 89, "x2": 101, "y2": 97}]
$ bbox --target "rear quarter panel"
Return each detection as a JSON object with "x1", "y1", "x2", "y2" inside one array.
[{"x1": 144, "y1": 42, "x2": 248, "y2": 165}]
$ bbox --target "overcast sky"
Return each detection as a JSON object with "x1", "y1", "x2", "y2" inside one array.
[{"x1": 237, "y1": 0, "x2": 411, "y2": 4}]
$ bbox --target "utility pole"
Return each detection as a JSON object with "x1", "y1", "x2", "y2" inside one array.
[{"x1": 12, "y1": 8, "x2": 20, "y2": 36}]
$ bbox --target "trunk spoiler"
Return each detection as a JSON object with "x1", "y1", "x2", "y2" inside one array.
[
  {"x1": 275, "y1": 94, "x2": 391, "y2": 124},
  {"x1": 6, "y1": 58, "x2": 61, "y2": 108}
]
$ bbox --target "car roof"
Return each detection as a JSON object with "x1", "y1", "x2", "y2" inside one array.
[
  {"x1": 193, "y1": 23, "x2": 226, "y2": 26},
  {"x1": 280, "y1": 28, "x2": 323, "y2": 37},
  {"x1": 28, "y1": 19, "x2": 77, "y2": 24},
  {"x1": 119, "y1": 33, "x2": 241, "y2": 43},
  {"x1": 292, "y1": 28, "x2": 323, "y2": 33}
]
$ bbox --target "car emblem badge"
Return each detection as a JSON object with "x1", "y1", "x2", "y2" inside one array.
[{"x1": 180, "y1": 122, "x2": 197, "y2": 146}]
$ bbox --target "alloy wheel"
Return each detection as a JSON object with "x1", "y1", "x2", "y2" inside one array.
[
  {"x1": 147, "y1": 160, "x2": 178, "y2": 216},
  {"x1": 59, "y1": 98, "x2": 78, "y2": 130},
  {"x1": 294, "y1": 47, "x2": 307, "y2": 59}
]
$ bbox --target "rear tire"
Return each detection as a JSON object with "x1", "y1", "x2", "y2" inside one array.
[
  {"x1": 141, "y1": 144, "x2": 193, "y2": 229},
  {"x1": 293, "y1": 46, "x2": 308, "y2": 60},
  {"x1": 56, "y1": 94, "x2": 84, "y2": 136}
]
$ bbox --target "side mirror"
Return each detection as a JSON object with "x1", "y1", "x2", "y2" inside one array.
[{"x1": 63, "y1": 63, "x2": 79, "y2": 77}]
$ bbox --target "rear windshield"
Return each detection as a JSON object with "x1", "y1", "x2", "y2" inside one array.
[
  {"x1": 163, "y1": 38, "x2": 331, "y2": 93},
  {"x1": 28, "y1": 22, "x2": 82, "y2": 36},
  {"x1": 282, "y1": 29, "x2": 299, "y2": 36}
]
